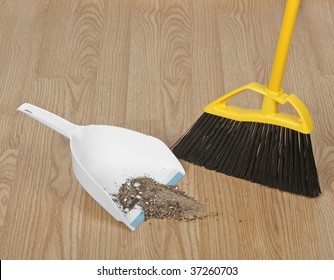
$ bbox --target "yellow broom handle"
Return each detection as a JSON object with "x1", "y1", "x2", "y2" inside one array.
[
  {"x1": 262, "y1": 0, "x2": 300, "y2": 114},
  {"x1": 268, "y1": 0, "x2": 300, "y2": 92}
]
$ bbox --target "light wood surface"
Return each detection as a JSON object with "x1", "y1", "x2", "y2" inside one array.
[{"x1": 1, "y1": 0, "x2": 334, "y2": 260}]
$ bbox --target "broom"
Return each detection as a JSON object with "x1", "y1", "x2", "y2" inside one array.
[{"x1": 172, "y1": 0, "x2": 320, "y2": 197}]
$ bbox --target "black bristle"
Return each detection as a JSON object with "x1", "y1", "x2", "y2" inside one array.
[{"x1": 171, "y1": 113, "x2": 321, "y2": 197}]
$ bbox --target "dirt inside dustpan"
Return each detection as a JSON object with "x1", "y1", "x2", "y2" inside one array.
[{"x1": 113, "y1": 177, "x2": 205, "y2": 221}]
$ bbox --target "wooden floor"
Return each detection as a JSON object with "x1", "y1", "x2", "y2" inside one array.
[{"x1": 1, "y1": 0, "x2": 334, "y2": 260}]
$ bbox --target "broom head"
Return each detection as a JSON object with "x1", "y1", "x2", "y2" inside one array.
[{"x1": 172, "y1": 82, "x2": 320, "y2": 197}]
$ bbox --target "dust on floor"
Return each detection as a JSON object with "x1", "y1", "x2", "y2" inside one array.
[{"x1": 113, "y1": 177, "x2": 205, "y2": 221}]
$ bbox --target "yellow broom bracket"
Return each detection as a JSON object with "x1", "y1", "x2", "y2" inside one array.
[{"x1": 204, "y1": 82, "x2": 313, "y2": 134}]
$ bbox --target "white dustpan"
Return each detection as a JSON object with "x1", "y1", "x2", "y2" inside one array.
[{"x1": 17, "y1": 103, "x2": 185, "y2": 231}]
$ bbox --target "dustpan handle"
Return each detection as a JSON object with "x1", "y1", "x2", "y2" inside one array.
[{"x1": 17, "y1": 103, "x2": 76, "y2": 139}]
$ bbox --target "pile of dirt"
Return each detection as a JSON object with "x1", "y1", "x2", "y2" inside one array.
[{"x1": 113, "y1": 177, "x2": 204, "y2": 221}]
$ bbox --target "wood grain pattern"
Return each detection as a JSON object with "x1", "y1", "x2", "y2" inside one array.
[
  {"x1": 0, "y1": 0, "x2": 334, "y2": 259},
  {"x1": 161, "y1": 0, "x2": 192, "y2": 144},
  {"x1": 0, "y1": 150, "x2": 18, "y2": 226}
]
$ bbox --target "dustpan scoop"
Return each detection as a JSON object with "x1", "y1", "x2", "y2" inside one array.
[{"x1": 17, "y1": 103, "x2": 185, "y2": 231}]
